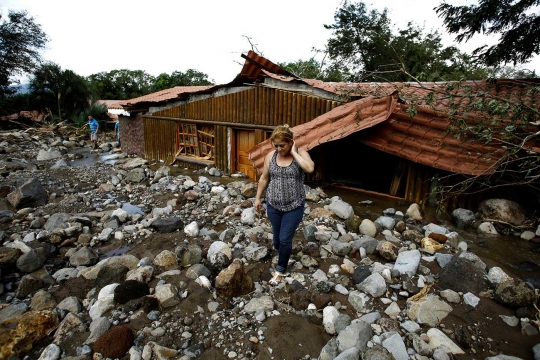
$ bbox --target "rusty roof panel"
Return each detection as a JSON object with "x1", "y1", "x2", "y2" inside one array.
[
  {"x1": 121, "y1": 86, "x2": 213, "y2": 108},
  {"x1": 248, "y1": 94, "x2": 399, "y2": 173}
]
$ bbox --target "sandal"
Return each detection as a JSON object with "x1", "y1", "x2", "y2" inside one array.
[{"x1": 269, "y1": 271, "x2": 284, "y2": 286}]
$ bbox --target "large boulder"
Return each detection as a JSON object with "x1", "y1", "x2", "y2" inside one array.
[
  {"x1": 407, "y1": 295, "x2": 453, "y2": 327},
  {"x1": 36, "y1": 149, "x2": 61, "y2": 161},
  {"x1": 328, "y1": 200, "x2": 354, "y2": 220},
  {"x1": 125, "y1": 168, "x2": 146, "y2": 183},
  {"x1": 215, "y1": 259, "x2": 253, "y2": 297},
  {"x1": 43, "y1": 213, "x2": 70, "y2": 233},
  {"x1": 7, "y1": 178, "x2": 48, "y2": 210},
  {"x1": 438, "y1": 252, "x2": 489, "y2": 294},
  {"x1": 150, "y1": 217, "x2": 184, "y2": 233},
  {"x1": 478, "y1": 198, "x2": 526, "y2": 226},
  {"x1": 494, "y1": 278, "x2": 536, "y2": 307}
]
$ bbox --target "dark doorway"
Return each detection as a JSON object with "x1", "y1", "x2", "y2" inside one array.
[{"x1": 320, "y1": 133, "x2": 407, "y2": 197}]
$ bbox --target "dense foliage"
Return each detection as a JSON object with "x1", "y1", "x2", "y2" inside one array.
[
  {"x1": 0, "y1": 10, "x2": 48, "y2": 112},
  {"x1": 323, "y1": 1, "x2": 489, "y2": 82},
  {"x1": 436, "y1": 0, "x2": 540, "y2": 67}
]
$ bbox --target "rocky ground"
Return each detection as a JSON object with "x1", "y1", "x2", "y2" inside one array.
[{"x1": 0, "y1": 125, "x2": 540, "y2": 360}]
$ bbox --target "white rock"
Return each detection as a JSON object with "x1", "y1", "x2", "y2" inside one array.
[
  {"x1": 312, "y1": 269, "x2": 328, "y2": 282},
  {"x1": 151, "y1": 205, "x2": 173, "y2": 217},
  {"x1": 499, "y1": 315, "x2": 519, "y2": 327},
  {"x1": 207, "y1": 241, "x2": 232, "y2": 260},
  {"x1": 89, "y1": 297, "x2": 116, "y2": 320},
  {"x1": 112, "y1": 208, "x2": 128, "y2": 223},
  {"x1": 478, "y1": 222, "x2": 498, "y2": 234},
  {"x1": 393, "y1": 250, "x2": 421, "y2": 276},
  {"x1": 359, "y1": 219, "x2": 377, "y2": 237},
  {"x1": 463, "y1": 292, "x2": 480, "y2": 308},
  {"x1": 384, "y1": 302, "x2": 401, "y2": 319},
  {"x1": 98, "y1": 283, "x2": 119, "y2": 300},
  {"x1": 328, "y1": 200, "x2": 354, "y2": 219},
  {"x1": 155, "y1": 284, "x2": 181, "y2": 308},
  {"x1": 184, "y1": 221, "x2": 199, "y2": 237},
  {"x1": 427, "y1": 328, "x2": 465, "y2": 355},
  {"x1": 241, "y1": 207, "x2": 256, "y2": 225},
  {"x1": 38, "y1": 343, "x2": 61, "y2": 360},
  {"x1": 406, "y1": 203, "x2": 423, "y2": 221},
  {"x1": 335, "y1": 284, "x2": 349, "y2": 295},
  {"x1": 323, "y1": 306, "x2": 339, "y2": 335},
  {"x1": 488, "y1": 267, "x2": 512, "y2": 287}
]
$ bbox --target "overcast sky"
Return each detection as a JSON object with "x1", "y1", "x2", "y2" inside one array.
[{"x1": 2, "y1": 0, "x2": 539, "y2": 85}]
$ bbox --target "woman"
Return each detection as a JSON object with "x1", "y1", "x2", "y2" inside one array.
[{"x1": 254, "y1": 125, "x2": 315, "y2": 285}]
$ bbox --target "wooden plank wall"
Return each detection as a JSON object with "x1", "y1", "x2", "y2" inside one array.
[
  {"x1": 143, "y1": 118, "x2": 176, "y2": 164},
  {"x1": 405, "y1": 162, "x2": 484, "y2": 212},
  {"x1": 153, "y1": 87, "x2": 340, "y2": 126}
]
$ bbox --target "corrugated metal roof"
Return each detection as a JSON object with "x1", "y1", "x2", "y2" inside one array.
[
  {"x1": 121, "y1": 86, "x2": 213, "y2": 108},
  {"x1": 248, "y1": 94, "x2": 508, "y2": 177}
]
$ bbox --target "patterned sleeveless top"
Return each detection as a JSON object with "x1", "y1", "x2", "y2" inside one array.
[{"x1": 266, "y1": 151, "x2": 305, "y2": 212}]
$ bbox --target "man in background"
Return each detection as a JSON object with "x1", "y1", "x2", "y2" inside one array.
[{"x1": 88, "y1": 115, "x2": 99, "y2": 147}]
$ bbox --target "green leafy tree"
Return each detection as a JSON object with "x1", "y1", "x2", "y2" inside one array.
[
  {"x1": 30, "y1": 62, "x2": 90, "y2": 121},
  {"x1": 324, "y1": 1, "x2": 489, "y2": 82},
  {"x1": 436, "y1": 0, "x2": 540, "y2": 67},
  {"x1": 87, "y1": 69, "x2": 154, "y2": 100},
  {"x1": 278, "y1": 58, "x2": 346, "y2": 81},
  {"x1": 0, "y1": 10, "x2": 48, "y2": 111},
  {"x1": 150, "y1": 69, "x2": 213, "y2": 92}
]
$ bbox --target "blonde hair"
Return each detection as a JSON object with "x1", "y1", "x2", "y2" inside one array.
[{"x1": 270, "y1": 124, "x2": 294, "y2": 143}]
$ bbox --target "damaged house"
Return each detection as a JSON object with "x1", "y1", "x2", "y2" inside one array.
[{"x1": 118, "y1": 51, "x2": 540, "y2": 210}]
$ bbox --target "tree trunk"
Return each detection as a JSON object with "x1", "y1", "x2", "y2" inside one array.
[{"x1": 57, "y1": 92, "x2": 62, "y2": 121}]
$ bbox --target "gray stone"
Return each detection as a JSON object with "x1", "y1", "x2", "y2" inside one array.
[
  {"x1": 352, "y1": 265, "x2": 371, "y2": 285},
  {"x1": 463, "y1": 292, "x2": 480, "y2": 307},
  {"x1": 412, "y1": 334, "x2": 433, "y2": 356},
  {"x1": 521, "y1": 231, "x2": 535, "y2": 240},
  {"x1": 488, "y1": 267, "x2": 512, "y2": 287},
  {"x1": 357, "y1": 272, "x2": 387, "y2": 298},
  {"x1": 7, "y1": 178, "x2": 48, "y2": 209},
  {"x1": 439, "y1": 289, "x2": 460, "y2": 303},
  {"x1": 438, "y1": 251, "x2": 489, "y2": 293},
  {"x1": 363, "y1": 345, "x2": 395, "y2": 360},
  {"x1": 435, "y1": 253, "x2": 453, "y2": 268},
  {"x1": 478, "y1": 221, "x2": 498, "y2": 234},
  {"x1": 485, "y1": 355, "x2": 525, "y2": 360},
  {"x1": 348, "y1": 291, "x2": 372, "y2": 313},
  {"x1": 155, "y1": 284, "x2": 181, "y2": 308},
  {"x1": 31, "y1": 289, "x2": 57, "y2": 310},
  {"x1": 358, "y1": 311, "x2": 381, "y2": 324},
  {"x1": 185, "y1": 264, "x2": 211, "y2": 279},
  {"x1": 53, "y1": 268, "x2": 79, "y2": 281},
  {"x1": 426, "y1": 328, "x2": 465, "y2": 355},
  {"x1": 125, "y1": 168, "x2": 146, "y2": 183},
  {"x1": 57, "y1": 296, "x2": 82, "y2": 314},
  {"x1": 407, "y1": 294, "x2": 453, "y2": 327},
  {"x1": 499, "y1": 315, "x2": 519, "y2": 327},
  {"x1": 381, "y1": 331, "x2": 409, "y2": 360},
  {"x1": 352, "y1": 236, "x2": 378, "y2": 254},
  {"x1": 54, "y1": 312, "x2": 87, "y2": 344},
  {"x1": 17, "y1": 249, "x2": 44, "y2": 273},
  {"x1": 331, "y1": 240, "x2": 352, "y2": 256},
  {"x1": 393, "y1": 250, "x2": 421, "y2": 276},
  {"x1": 451, "y1": 208, "x2": 475, "y2": 229},
  {"x1": 244, "y1": 295, "x2": 274, "y2": 314},
  {"x1": 400, "y1": 320, "x2": 421, "y2": 333},
  {"x1": 84, "y1": 316, "x2": 111, "y2": 345},
  {"x1": 51, "y1": 159, "x2": 69, "y2": 169},
  {"x1": 337, "y1": 320, "x2": 372, "y2": 352},
  {"x1": 334, "y1": 347, "x2": 360, "y2": 360},
  {"x1": 375, "y1": 216, "x2": 395, "y2": 231},
  {"x1": 241, "y1": 207, "x2": 256, "y2": 225},
  {"x1": 0, "y1": 303, "x2": 28, "y2": 324},
  {"x1": 494, "y1": 278, "x2": 536, "y2": 307},
  {"x1": 303, "y1": 225, "x2": 317, "y2": 242},
  {"x1": 244, "y1": 245, "x2": 268, "y2": 261},
  {"x1": 37, "y1": 149, "x2": 61, "y2": 161},
  {"x1": 69, "y1": 247, "x2": 99, "y2": 267},
  {"x1": 38, "y1": 343, "x2": 61, "y2": 360},
  {"x1": 98, "y1": 228, "x2": 114, "y2": 242},
  {"x1": 95, "y1": 263, "x2": 129, "y2": 288},
  {"x1": 150, "y1": 217, "x2": 184, "y2": 233},
  {"x1": 323, "y1": 306, "x2": 340, "y2": 335},
  {"x1": 328, "y1": 200, "x2": 354, "y2": 219},
  {"x1": 533, "y1": 343, "x2": 540, "y2": 360},
  {"x1": 319, "y1": 338, "x2": 339, "y2": 360},
  {"x1": 176, "y1": 244, "x2": 202, "y2": 267}
]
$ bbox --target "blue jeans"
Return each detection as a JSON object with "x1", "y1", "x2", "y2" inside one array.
[{"x1": 266, "y1": 202, "x2": 304, "y2": 273}]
